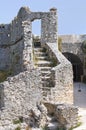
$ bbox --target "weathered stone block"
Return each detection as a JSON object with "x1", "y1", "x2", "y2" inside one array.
[{"x1": 44, "y1": 102, "x2": 78, "y2": 130}]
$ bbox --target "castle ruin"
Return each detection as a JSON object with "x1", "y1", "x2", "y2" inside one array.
[{"x1": 0, "y1": 7, "x2": 81, "y2": 129}]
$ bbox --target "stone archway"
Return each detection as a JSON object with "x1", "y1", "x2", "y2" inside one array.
[{"x1": 63, "y1": 52, "x2": 83, "y2": 82}]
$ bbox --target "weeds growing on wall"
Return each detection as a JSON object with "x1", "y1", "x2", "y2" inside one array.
[
  {"x1": 0, "y1": 70, "x2": 13, "y2": 83},
  {"x1": 69, "y1": 122, "x2": 82, "y2": 130},
  {"x1": 15, "y1": 126, "x2": 21, "y2": 130},
  {"x1": 58, "y1": 37, "x2": 62, "y2": 52}
]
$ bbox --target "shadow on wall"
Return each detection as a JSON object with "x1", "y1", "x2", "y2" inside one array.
[{"x1": 63, "y1": 52, "x2": 83, "y2": 82}]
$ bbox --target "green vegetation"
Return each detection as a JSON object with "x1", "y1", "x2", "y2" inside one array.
[
  {"x1": 13, "y1": 117, "x2": 23, "y2": 124},
  {"x1": 69, "y1": 122, "x2": 82, "y2": 130},
  {"x1": 33, "y1": 54, "x2": 38, "y2": 67},
  {"x1": 42, "y1": 47, "x2": 47, "y2": 53},
  {"x1": 58, "y1": 37, "x2": 62, "y2": 52},
  {"x1": 15, "y1": 126, "x2": 21, "y2": 130},
  {"x1": 0, "y1": 70, "x2": 13, "y2": 83},
  {"x1": 50, "y1": 58, "x2": 57, "y2": 67},
  {"x1": 13, "y1": 119, "x2": 21, "y2": 124}
]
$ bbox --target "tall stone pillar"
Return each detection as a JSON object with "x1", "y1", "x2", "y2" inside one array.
[
  {"x1": 41, "y1": 13, "x2": 50, "y2": 44},
  {"x1": 41, "y1": 8, "x2": 58, "y2": 47},
  {"x1": 22, "y1": 20, "x2": 33, "y2": 71},
  {"x1": 49, "y1": 8, "x2": 58, "y2": 43}
]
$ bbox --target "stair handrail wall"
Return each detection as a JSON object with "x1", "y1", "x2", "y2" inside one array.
[{"x1": 42, "y1": 42, "x2": 73, "y2": 104}]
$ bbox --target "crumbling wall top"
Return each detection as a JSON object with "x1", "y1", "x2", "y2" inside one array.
[
  {"x1": 17, "y1": 6, "x2": 31, "y2": 20},
  {"x1": 50, "y1": 7, "x2": 57, "y2": 12}
]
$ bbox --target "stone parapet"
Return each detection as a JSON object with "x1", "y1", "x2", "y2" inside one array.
[
  {"x1": 0, "y1": 69, "x2": 42, "y2": 126},
  {"x1": 42, "y1": 42, "x2": 73, "y2": 104}
]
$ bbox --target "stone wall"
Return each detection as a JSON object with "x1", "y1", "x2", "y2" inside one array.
[
  {"x1": 0, "y1": 24, "x2": 11, "y2": 71},
  {"x1": 59, "y1": 35, "x2": 85, "y2": 62},
  {"x1": 0, "y1": 69, "x2": 42, "y2": 126},
  {"x1": 44, "y1": 102, "x2": 78, "y2": 130},
  {"x1": 59, "y1": 34, "x2": 86, "y2": 43},
  {"x1": 0, "y1": 7, "x2": 76, "y2": 128},
  {"x1": 59, "y1": 34, "x2": 86, "y2": 77},
  {"x1": 0, "y1": 7, "x2": 57, "y2": 75},
  {"x1": 0, "y1": 24, "x2": 11, "y2": 45},
  {"x1": 43, "y1": 42, "x2": 73, "y2": 104},
  {"x1": 41, "y1": 8, "x2": 57, "y2": 44}
]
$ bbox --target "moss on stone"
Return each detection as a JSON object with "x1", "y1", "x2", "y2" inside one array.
[{"x1": 0, "y1": 70, "x2": 13, "y2": 83}]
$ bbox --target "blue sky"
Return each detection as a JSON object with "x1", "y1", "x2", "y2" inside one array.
[{"x1": 0, "y1": 0, "x2": 86, "y2": 35}]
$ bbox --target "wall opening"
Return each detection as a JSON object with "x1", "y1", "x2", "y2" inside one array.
[
  {"x1": 63, "y1": 52, "x2": 83, "y2": 82},
  {"x1": 32, "y1": 20, "x2": 41, "y2": 36}
]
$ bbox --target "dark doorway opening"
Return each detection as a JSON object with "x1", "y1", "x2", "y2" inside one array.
[{"x1": 63, "y1": 52, "x2": 83, "y2": 82}]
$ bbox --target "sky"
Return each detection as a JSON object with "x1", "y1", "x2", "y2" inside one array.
[{"x1": 0, "y1": 0, "x2": 86, "y2": 35}]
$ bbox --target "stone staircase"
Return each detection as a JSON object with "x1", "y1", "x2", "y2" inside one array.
[{"x1": 33, "y1": 44, "x2": 54, "y2": 98}]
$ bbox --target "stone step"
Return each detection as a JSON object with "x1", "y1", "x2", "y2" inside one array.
[
  {"x1": 35, "y1": 61, "x2": 52, "y2": 67},
  {"x1": 36, "y1": 56, "x2": 48, "y2": 60},
  {"x1": 41, "y1": 81, "x2": 50, "y2": 87},
  {"x1": 41, "y1": 71, "x2": 51, "y2": 76},
  {"x1": 47, "y1": 122, "x2": 58, "y2": 130},
  {"x1": 42, "y1": 87, "x2": 51, "y2": 91},
  {"x1": 41, "y1": 76, "x2": 50, "y2": 80},
  {"x1": 34, "y1": 48, "x2": 43, "y2": 52},
  {"x1": 42, "y1": 76, "x2": 50, "y2": 81},
  {"x1": 42, "y1": 80, "x2": 54, "y2": 87},
  {"x1": 39, "y1": 67, "x2": 52, "y2": 71},
  {"x1": 34, "y1": 51, "x2": 48, "y2": 56}
]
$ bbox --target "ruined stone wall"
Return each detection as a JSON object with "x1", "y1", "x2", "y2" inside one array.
[
  {"x1": 59, "y1": 35, "x2": 85, "y2": 62},
  {"x1": 59, "y1": 34, "x2": 86, "y2": 76},
  {"x1": 0, "y1": 24, "x2": 11, "y2": 71},
  {"x1": 0, "y1": 69, "x2": 42, "y2": 126},
  {"x1": 44, "y1": 102, "x2": 78, "y2": 130},
  {"x1": 41, "y1": 8, "x2": 57, "y2": 45},
  {"x1": 43, "y1": 42, "x2": 73, "y2": 104},
  {"x1": 0, "y1": 7, "x2": 57, "y2": 74}
]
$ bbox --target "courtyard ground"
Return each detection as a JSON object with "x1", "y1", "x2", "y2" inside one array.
[{"x1": 73, "y1": 82, "x2": 86, "y2": 130}]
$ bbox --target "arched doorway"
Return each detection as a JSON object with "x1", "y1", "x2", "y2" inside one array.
[
  {"x1": 32, "y1": 20, "x2": 41, "y2": 48},
  {"x1": 63, "y1": 52, "x2": 83, "y2": 82},
  {"x1": 32, "y1": 20, "x2": 41, "y2": 36}
]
